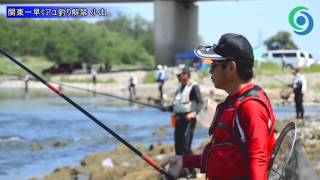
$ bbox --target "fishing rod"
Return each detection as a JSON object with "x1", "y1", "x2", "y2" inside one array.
[
  {"x1": 0, "y1": 70, "x2": 162, "y2": 109},
  {"x1": 271, "y1": 77, "x2": 289, "y2": 85},
  {"x1": 56, "y1": 82, "x2": 162, "y2": 109},
  {"x1": 0, "y1": 49, "x2": 175, "y2": 180}
]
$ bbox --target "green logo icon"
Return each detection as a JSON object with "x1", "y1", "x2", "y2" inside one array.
[{"x1": 289, "y1": 6, "x2": 314, "y2": 35}]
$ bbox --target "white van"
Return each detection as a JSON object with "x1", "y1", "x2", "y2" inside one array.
[{"x1": 262, "y1": 50, "x2": 315, "y2": 68}]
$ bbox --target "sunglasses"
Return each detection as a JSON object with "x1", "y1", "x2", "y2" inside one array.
[
  {"x1": 209, "y1": 61, "x2": 230, "y2": 73},
  {"x1": 212, "y1": 61, "x2": 230, "y2": 68}
]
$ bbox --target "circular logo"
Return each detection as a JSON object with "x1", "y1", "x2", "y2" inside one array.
[{"x1": 289, "y1": 6, "x2": 314, "y2": 35}]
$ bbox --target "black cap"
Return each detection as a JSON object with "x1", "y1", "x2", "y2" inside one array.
[{"x1": 194, "y1": 33, "x2": 254, "y2": 67}]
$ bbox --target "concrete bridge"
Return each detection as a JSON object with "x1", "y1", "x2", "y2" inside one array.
[{"x1": 2, "y1": 0, "x2": 232, "y2": 66}]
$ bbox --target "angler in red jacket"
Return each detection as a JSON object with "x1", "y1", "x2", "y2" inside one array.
[{"x1": 161, "y1": 33, "x2": 276, "y2": 180}]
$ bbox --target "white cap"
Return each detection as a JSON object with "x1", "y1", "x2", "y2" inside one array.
[{"x1": 174, "y1": 64, "x2": 190, "y2": 75}]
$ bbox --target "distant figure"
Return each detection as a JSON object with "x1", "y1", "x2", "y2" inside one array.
[
  {"x1": 91, "y1": 69, "x2": 97, "y2": 86},
  {"x1": 105, "y1": 62, "x2": 112, "y2": 72},
  {"x1": 128, "y1": 73, "x2": 138, "y2": 99},
  {"x1": 24, "y1": 75, "x2": 29, "y2": 93},
  {"x1": 98, "y1": 66, "x2": 103, "y2": 73},
  {"x1": 86, "y1": 64, "x2": 92, "y2": 74},
  {"x1": 281, "y1": 55, "x2": 286, "y2": 70},
  {"x1": 292, "y1": 68, "x2": 307, "y2": 119},
  {"x1": 155, "y1": 64, "x2": 167, "y2": 102}
]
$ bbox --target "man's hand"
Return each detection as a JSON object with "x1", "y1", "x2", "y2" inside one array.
[
  {"x1": 161, "y1": 155, "x2": 183, "y2": 178},
  {"x1": 186, "y1": 112, "x2": 196, "y2": 121}
]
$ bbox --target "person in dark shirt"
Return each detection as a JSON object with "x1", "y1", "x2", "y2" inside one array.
[
  {"x1": 291, "y1": 68, "x2": 307, "y2": 119},
  {"x1": 162, "y1": 65, "x2": 203, "y2": 178}
]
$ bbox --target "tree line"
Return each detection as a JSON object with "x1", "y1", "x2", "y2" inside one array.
[{"x1": 0, "y1": 14, "x2": 155, "y2": 68}]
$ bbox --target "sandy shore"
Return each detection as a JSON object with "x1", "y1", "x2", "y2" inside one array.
[{"x1": 1, "y1": 70, "x2": 319, "y2": 105}]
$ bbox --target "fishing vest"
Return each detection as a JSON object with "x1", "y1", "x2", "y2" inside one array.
[
  {"x1": 173, "y1": 81, "x2": 197, "y2": 113},
  {"x1": 157, "y1": 70, "x2": 166, "y2": 81},
  {"x1": 200, "y1": 85, "x2": 275, "y2": 180}
]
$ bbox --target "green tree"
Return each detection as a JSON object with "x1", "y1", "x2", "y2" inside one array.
[
  {"x1": 44, "y1": 21, "x2": 79, "y2": 64},
  {"x1": 264, "y1": 31, "x2": 298, "y2": 50},
  {"x1": 0, "y1": 16, "x2": 14, "y2": 52},
  {"x1": 0, "y1": 14, "x2": 155, "y2": 68}
]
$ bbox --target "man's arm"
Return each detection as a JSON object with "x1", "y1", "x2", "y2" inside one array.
[
  {"x1": 183, "y1": 154, "x2": 202, "y2": 168},
  {"x1": 238, "y1": 100, "x2": 270, "y2": 180}
]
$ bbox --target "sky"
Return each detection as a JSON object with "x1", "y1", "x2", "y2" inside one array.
[{"x1": 1, "y1": 0, "x2": 319, "y2": 59}]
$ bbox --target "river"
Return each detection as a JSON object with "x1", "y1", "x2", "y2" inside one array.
[{"x1": 0, "y1": 88, "x2": 319, "y2": 180}]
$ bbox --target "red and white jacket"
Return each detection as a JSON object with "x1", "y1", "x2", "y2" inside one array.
[{"x1": 183, "y1": 83, "x2": 276, "y2": 180}]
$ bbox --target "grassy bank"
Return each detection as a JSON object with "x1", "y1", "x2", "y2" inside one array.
[
  {"x1": 60, "y1": 78, "x2": 116, "y2": 84},
  {"x1": 254, "y1": 62, "x2": 320, "y2": 76},
  {"x1": 254, "y1": 62, "x2": 291, "y2": 76}
]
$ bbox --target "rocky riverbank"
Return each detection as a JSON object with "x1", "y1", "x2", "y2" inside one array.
[
  {"x1": 29, "y1": 143, "x2": 179, "y2": 180},
  {"x1": 28, "y1": 116, "x2": 320, "y2": 180}
]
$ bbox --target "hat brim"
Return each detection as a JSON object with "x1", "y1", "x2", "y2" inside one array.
[
  {"x1": 194, "y1": 46, "x2": 227, "y2": 64},
  {"x1": 202, "y1": 59, "x2": 214, "y2": 64}
]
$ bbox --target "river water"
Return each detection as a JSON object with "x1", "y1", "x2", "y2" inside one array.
[{"x1": 0, "y1": 88, "x2": 319, "y2": 180}]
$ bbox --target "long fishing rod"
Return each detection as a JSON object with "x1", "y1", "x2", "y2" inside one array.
[
  {"x1": 0, "y1": 71, "x2": 161, "y2": 108},
  {"x1": 272, "y1": 77, "x2": 289, "y2": 85},
  {"x1": 0, "y1": 70, "x2": 162, "y2": 109},
  {"x1": 57, "y1": 82, "x2": 161, "y2": 109},
  {"x1": 0, "y1": 49, "x2": 175, "y2": 180}
]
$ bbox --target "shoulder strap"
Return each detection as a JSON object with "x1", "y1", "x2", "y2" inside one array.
[
  {"x1": 233, "y1": 97, "x2": 275, "y2": 156},
  {"x1": 231, "y1": 85, "x2": 275, "y2": 144},
  {"x1": 224, "y1": 85, "x2": 261, "y2": 109},
  {"x1": 187, "y1": 80, "x2": 197, "y2": 87},
  {"x1": 235, "y1": 97, "x2": 274, "y2": 137},
  {"x1": 175, "y1": 85, "x2": 182, "y2": 95}
]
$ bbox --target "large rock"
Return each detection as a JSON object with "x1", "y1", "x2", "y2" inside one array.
[
  {"x1": 153, "y1": 126, "x2": 169, "y2": 137},
  {"x1": 90, "y1": 166, "x2": 134, "y2": 180},
  {"x1": 31, "y1": 143, "x2": 44, "y2": 151},
  {"x1": 42, "y1": 167, "x2": 79, "y2": 180},
  {"x1": 122, "y1": 169, "x2": 158, "y2": 180}
]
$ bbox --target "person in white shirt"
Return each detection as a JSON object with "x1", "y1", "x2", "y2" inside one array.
[
  {"x1": 24, "y1": 75, "x2": 29, "y2": 93},
  {"x1": 155, "y1": 64, "x2": 167, "y2": 101},
  {"x1": 292, "y1": 68, "x2": 307, "y2": 119}
]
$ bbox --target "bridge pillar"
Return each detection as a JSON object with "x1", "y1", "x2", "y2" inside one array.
[{"x1": 154, "y1": 0, "x2": 198, "y2": 66}]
